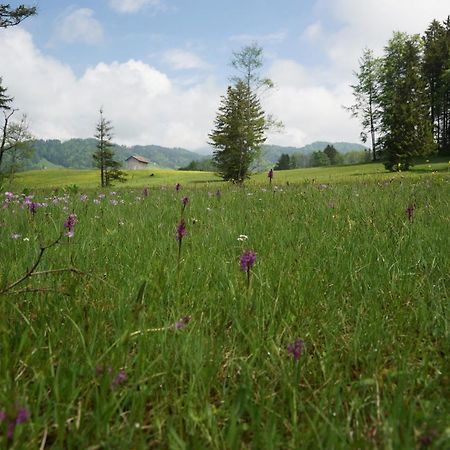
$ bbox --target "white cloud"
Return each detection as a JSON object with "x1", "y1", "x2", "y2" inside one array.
[
  {"x1": 316, "y1": 0, "x2": 450, "y2": 81},
  {"x1": 264, "y1": 59, "x2": 360, "y2": 147},
  {"x1": 0, "y1": 28, "x2": 221, "y2": 149},
  {"x1": 109, "y1": 0, "x2": 162, "y2": 13},
  {"x1": 54, "y1": 8, "x2": 103, "y2": 45},
  {"x1": 162, "y1": 49, "x2": 211, "y2": 70},
  {"x1": 302, "y1": 22, "x2": 323, "y2": 42},
  {"x1": 229, "y1": 31, "x2": 288, "y2": 45}
]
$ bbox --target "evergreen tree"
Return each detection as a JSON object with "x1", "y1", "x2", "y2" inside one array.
[
  {"x1": 93, "y1": 109, "x2": 126, "y2": 187},
  {"x1": 323, "y1": 144, "x2": 340, "y2": 165},
  {"x1": 0, "y1": 78, "x2": 12, "y2": 111},
  {"x1": 209, "y1": 81, "x2": 266, "y2": 182},
  {"x1": 311, "y1": 151, "x2": 330, "y2": 167},
  {"x1": 347, "y1": 48, "x2": 382, "y2": 161},
  {"x1": 378, "y1": 32, "x2": 435, "y2": 171},
  {"x1": 0, "y1": 4, "x2": 37, "y2": 28},
  {"x1": 274, "y1": 153, "x2": 292, "y2": 170},
  {"x1": 423, "y1": 18, "x2": 450, "y2": 155}
]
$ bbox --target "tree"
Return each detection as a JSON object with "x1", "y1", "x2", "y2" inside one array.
[
  {"x1": 209, "y1": 81, "x2": 266, "y2": 182},
  {"x1": 0, "y1": 3, "x2": 36, "y2": 28},
  {"x1": 310, "y1": 151, "x2": 330, "y2": 167},
  {"x1": 93, "y1": 109, "x2": 126, "y2": 187},
  {"x1": 378, "y1": 32, "x2": 436, "y2": 171},
  {"x1": 422, "y1": 17, "x2": 450, "y2": 155},
  {"x1": 274, "y1": 153, "x2": 292, "y2": 170},
  {"x1": 323, "y1": 144, "x2": 340, "y2": 165},
  {"x1": 0, "y1": 110, "x2": 33, "y2": 176},
  {"x1": 0, "y1": 78, "x2": 12, "y2": 111},
  {"x1": 231, "y1": 43, "x2": 283, "y2": 133},
  {"x1": 347, "y1": 48, "x2": 382, "y2": 161}
]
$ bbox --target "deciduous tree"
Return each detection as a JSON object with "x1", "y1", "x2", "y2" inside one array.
[{"x1": 0, "y1": 3, "x2": 37, "y2": 28}]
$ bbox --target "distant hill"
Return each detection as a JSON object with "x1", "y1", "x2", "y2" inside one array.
[
  {"x1": 22, "y1": 139, "x2": 204, "y2": 171},
  {"x1": 17, "y1": 139, "x2": 366, "y2": 171}
]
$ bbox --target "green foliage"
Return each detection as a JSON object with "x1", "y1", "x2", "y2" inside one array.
[
  {"x1": 0, "y1": 77, "x2": 12, "y2": 110},
  {"x1": 274, "y1": 153, "x2": 292, "y2": 170},
  {"x1": 0, "y1": 3, "x2": 36, "y2": 28},
  {"x1": 423, "y1": 18, "x2": 450, "y2": 155},
  {"x1": 310, "y1": 150, "x2": 331, "y2": 167},
  {"x1": 0, "y1": 172, "x2": 449, "y2": 448},
  {"x1": 210, "y1": 81, "x2": 266, "y2": 182},
  {"x1": 92, "y1": 110, "x2": 126, "y2": 187},
  {"x1": 379, "y1": 32, "x2": 436, "y2": 171},
  {"x1": 347, "y1": 49, "x2": 382, "y2": 161},
  {"x1": 178, "y1": 157, "x2": 215, "y2": 171},
  {"x1": 323, "y1": 144, "x2": 341, "y2": 165}
]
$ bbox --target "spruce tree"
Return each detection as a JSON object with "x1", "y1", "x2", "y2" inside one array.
[
  {"x1": 93, "y1": 109, "x2": 126, "y2": 187},
  {"x1": 378, "y1": 32, "x2": 435, "y2": 171},
  {"x1": 209, "y1": 81, "x2": 266, "y2": 182}
]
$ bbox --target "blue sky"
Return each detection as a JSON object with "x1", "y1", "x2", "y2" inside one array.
[{"x1": 1, "y1": 0, "x2": 449, "y2": 150}]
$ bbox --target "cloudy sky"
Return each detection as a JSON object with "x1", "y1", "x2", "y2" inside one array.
[{"x1": 0, "y1": 0, "x2": 448, "y2": 151}]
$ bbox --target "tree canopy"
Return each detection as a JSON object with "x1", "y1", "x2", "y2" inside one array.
[{"x1": 0, "y1": 3, "x2": 37, "y2": 28}]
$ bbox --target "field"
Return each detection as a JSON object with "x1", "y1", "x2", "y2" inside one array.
[{"x1": 1, "y1": 163, "x2": 449, "y2": 449}]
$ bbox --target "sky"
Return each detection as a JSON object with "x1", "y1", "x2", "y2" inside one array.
[{"x1": 0, "y1": 0, "x2": 449, "y2": 151}]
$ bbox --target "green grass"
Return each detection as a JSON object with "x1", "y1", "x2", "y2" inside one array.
[{"x1": 0, "y1": 167, "x2": 449, "y2": 449}]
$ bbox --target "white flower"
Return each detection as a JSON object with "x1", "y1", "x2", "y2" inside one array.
[{"x1": 237, "y1": 234, "x2": 248, "y2": 241}]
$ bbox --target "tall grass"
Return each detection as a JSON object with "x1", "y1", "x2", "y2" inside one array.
[{"x1": 0, "y1": 172, "x2": 449, "y2": 449}]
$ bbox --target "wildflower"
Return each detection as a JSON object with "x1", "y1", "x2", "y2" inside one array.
[
  {"x1": 176, "y1": 219, "x2": 187, "y2": 241},
  {"x1": 80, "y1": 194, "x2": 88, "y2": 202},
  {"x1": 237, "y1": 234, "x2": 248, "y2": 241},
  {"x1": 406, "y1": 204, "x2": 416, "y2": 222},
  {"x1": 110, "y1": 199, "x2": 118, "y2": 206},
  {"x1": 4, "y1": 192, "x2": 14, "y2": 201},
  {"x1": 111, "y1": 369, "x2": 127, "y2": 389},
  {"x1": 0, "y1": 407, "x2": 29, "y2": 439},
  {"x1": 268, "y1": 168, "x2": 273, "y2": 183},
  {"x1": 11, "y1": 233, "x2": 21, "y2": 240},
  {"x1": 28, "y1": 201, "x2": 39, "y2": 215},
  {"x1": 93, "y1": 199, "x2": 100, "y2": 204},
  {"x1": 182, "y1": 196, "x2": 189, "y2": 206},
  {"x1": 240, "y1": 250, "x2": 257, "y2": 272},
  {"x1": 175, "y1": 183, "x2": 181, "y2": 191},
  {"x1": 173, "y1": 316, "x2": 192, "y2": 330},
  {"x1": 287, "y1": 338, "x2": 305, "y2": 361},
  {"x1": 216, "y1": 189, "x2": 221, "y2": 199},
  {"x1": 143, "y1": 187, "x2": 149, "y2": 197},
  {"x1": 64, "y1": 213, "x2": 77, "y2": 238}
]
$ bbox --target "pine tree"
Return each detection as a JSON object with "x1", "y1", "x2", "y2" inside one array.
[
  {"x1": 274, "y1": 153, "x2": 292, "y2": 170},
  {"x1": 0, "y1": 4, "x2": 37, "y2": 28},
  {"x1": 378, "y1": 32, "x2": 436, "y2": 171},
  {"x1": 323, "y1": 144, "x2": 339, "y2": 165},
  {"x1": 93, "y1": 109, "x2": 126, "y2": 187},
  {"x1": 0, "y1": 77, "x2": 12, "y2": 111},
  {"x1": 209, "y1": 81, "x2": 266, "y2": 182}
]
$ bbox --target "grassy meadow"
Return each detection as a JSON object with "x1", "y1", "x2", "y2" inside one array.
[{"x1": 0, "y1": 163, "x2": 449, "y2": 449}]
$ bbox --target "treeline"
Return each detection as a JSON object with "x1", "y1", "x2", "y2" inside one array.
[
  {"x1": 349, "y1": 17, "x2": 450, "y2": 170},
  {"x1": 274, "y1": 145, "x2": 370, "y2": 170}
]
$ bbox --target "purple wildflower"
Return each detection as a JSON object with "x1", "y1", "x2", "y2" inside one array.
[
  {"x1": 4, "y1": 192, "x2": 14, "y2": 202},
  {"x1": 0, "y1": 410, "x2": 6, "y2": 422},
  {"x1": 175, "y1": 183, "x2": 181, "y2": 191},
  {"x1": 176, "y1": 219, "x2": 187, "y2": 241},
  {"x1": 28, "y1": 201, "x2": 39, "y2": 215},
  {"x1": 64, "y1": 213, "x2": 77, "y2": 237},
  {"x1": 287, "y1": 338, "x2": 305, "y2": 361},
  {"x1": 174, "y1": 316, "x2": 192, "y2": 330},
  {"x1": 182, "y1": 196, "x2": 189, "y2": 207},
  {"x1": 406, "y1": 204, "x2": 416, "y2": 222},
  {"x1": 240, "y1": 250, "x2": 257, "y2": 272},
  {"x1": 111, "y1": 369, "x2": 127, "y2": 389},
  {"x1": 143, "y1": 187, "x2": 149, "y2": 197},
  {"x1": 15, "y1": 409, "x2": 29, "y2": 424}
]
